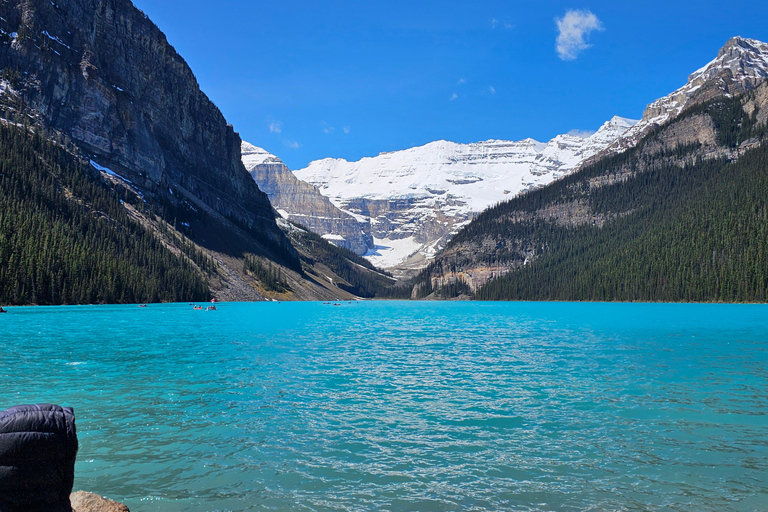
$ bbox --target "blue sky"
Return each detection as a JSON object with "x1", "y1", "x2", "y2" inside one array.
[{"x1": 132, "y1": 0, "x2": 768, "y2": 170}]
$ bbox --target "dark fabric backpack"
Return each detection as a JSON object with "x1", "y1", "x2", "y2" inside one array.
[{"x1": 0, "y1": 404, "x2": 78, "y2": 512}]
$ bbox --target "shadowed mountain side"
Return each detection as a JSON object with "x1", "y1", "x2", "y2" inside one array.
[
  {"x1": 0, "y1": 0, "x2": 406, "y2": 302},
  {"x1": 0, "y1": 0, "x2": 293, "y2": 263}
]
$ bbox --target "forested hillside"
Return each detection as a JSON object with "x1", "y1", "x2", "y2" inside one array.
[
  {"x1": 414, "y1": 87, "x2": 768, "y2": 302},
  {"x1": 288, "y1": 226, "x2": 410, "y2": 298},
  {"x1": 0, "y1": 123, "x2": 210, "y2": 305}
]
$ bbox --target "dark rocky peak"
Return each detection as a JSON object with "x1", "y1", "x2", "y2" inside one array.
[{"x1": 0, "y1": 0, "x2": 282, "y2": 242}]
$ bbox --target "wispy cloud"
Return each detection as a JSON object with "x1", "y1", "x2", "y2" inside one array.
[
  {"x1": 284, "y1": 139, "x2": 301, "y2": 149},
  {"x1": 566, "y1": 128, "x2": 596, "y2": 138},
  {"x1": 490, "y1": 18, "x2": 514, "y2": 29},
  {"x1": 450, "y1": 93, "x2": 458, "y2": 101},
  {"x1": 555, "y1": 9, "x2": 604, "y2": 60},
  {"x1": 321, "y1": 121, "x2": 335, "y2": 134},
  {"x1": 488, "y1": 86, "x2": 496, "y2": 95},
  {"x1": 343, "y1": 126, "x2": 350, "y2": 134},
  {"x1": 268, "y1": 121, "x2": 282, "y2": 134},
  {"x1": 457, "y1": 78, "x2": 467, "y2": 85}
]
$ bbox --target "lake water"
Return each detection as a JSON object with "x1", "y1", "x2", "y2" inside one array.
[{"x1": 1, "y1": 301, "x2": 767, "y2": 511}]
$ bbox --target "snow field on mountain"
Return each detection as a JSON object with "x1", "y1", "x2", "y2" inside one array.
[{"x1": 293, "y1": 116, "x2": 637, "y2": 268}]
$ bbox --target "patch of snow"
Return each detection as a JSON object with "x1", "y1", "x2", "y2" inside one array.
[
  {"x1": 294, "y1": 120, "x2": 637, "y2": 214},
  {"x1": 241, "y1": 141, "x2": 283, "y2": 168},
  {"x1": 90, "y1": 160, "x2": 131, "y2": 184},
  {"x1": 364, "y1": 237, "x2": 422, "y2": 269},
  {"x1": 41, "y1": 30, "x2": 69, "y2": 49},
  {"x1": 0, "y1": 79, "x2": 16, "y2": 97}
]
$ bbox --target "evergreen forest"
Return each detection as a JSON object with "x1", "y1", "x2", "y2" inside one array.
[
  {"x1": 290, "y1": 226, "x2": 410, "y2": 298},
  {"x1": 0, "y1": 123, "x2": 210, "y2": 305},
  {"x1": 418, "y1": 94, "x2": 768, "y2": 302}
]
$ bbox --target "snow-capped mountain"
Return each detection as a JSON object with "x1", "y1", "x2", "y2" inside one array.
[
  {"x1": 293, "y1": 116, "x2": 637, "y2": 270},
  {"x1": 241, "y1": 142, "x2": 372, "y2": 255},
  {"x1": 610, "y1": 36, "x2": 768, "y2": 151},
  {"x1": 242, "y1": 142, "x2": 283, "y2": 169}
]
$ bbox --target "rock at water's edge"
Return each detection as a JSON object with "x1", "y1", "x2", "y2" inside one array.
[{"x1": 70, "y1": 492, "x2": 129, "y2": 512}]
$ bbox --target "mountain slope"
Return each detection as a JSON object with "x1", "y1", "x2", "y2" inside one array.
[
  {"x1": 242, "y1": 142, "x2": 373, "y2": 255},
  {"x1": 0, "y1": 0, "x2": 398, "y2": 303},
  {"x1": 294, "y1": 116, "x2": 637, "y2": 272},
  {"x1": 0, "y1": 122, "x2": 210, "y2": 305},
  {"x1": 414, "y1": 79, "x2": 768, "y2": 302},
  {"x1": 0, "y1": 0, "x2": 294, "y2": 263}
]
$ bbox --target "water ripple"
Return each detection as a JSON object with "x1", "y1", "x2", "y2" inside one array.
[{"x1": 1, "y1": 302, "x2": 767, "y2": 511}]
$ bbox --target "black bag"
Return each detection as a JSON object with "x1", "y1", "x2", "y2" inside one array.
[{"x1": 0, "y1": 404, "x2": 78, "y2": 512}]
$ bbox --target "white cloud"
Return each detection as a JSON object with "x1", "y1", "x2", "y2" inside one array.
[
  {"x1": 490, "y1": 18, "x2": 514, "y2": 30},
  {"x1": 488, "y1": 86, "x2": 496, "y2": 95},
  {"x1": 343, "y1": 126, "x2": 350, "y2": 134},
  {"x1": 321, "y1": 121, "x2": 335, "y2": 134},
  {"x1": 450, "y1": 93, "x2": 458, "y2": 101},
  {"x1": 284, "y1": 140, "x2": 301, "y2": 149},
  {"x1": 566, "y1": 128, "x2": 596, "y2": 138},
  {"x1": 555, "y1": 9, "x2": 604, "y2": 60},
  {"x1": 268, "y1": 121, "x2": 282, "y2": 134},
  {"x1": 457, "y1": 78, "x2": 467, "y2": 85}
]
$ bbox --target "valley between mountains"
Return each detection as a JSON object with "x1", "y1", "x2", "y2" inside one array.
[{"x1": 1, "y1": 0, "x2": 767, "y2": 303}]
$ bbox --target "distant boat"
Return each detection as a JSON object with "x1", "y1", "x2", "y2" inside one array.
[
  {"x1": 193, "y1": 305, "x2": 204, "y2": 310},
  {"x1": 0, "y1": 307, "x2": 7, "y2": 313},
  {"x1": 206, "y1": 305, "x2": 217, "y2": 311},
  {"x1": 138, "y1": 304, "x2": 147, "y2": 308}
]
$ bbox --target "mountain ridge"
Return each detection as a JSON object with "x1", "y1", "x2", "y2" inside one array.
[
  {"x1": 0, "y1": 0, "x2": 291, "y2": 251},
  {"x1": 0, "y1": 0, "x2": 398, "y2": 303},
  {"x1": 605, "y1": 36, "x2": 768, "y2": 153},
  {"x1": 412, "y1": 75, "x2": 768, "y2": 300},
  {"x1": 276, "y1": 36, "x2": 768, "y2": 276},
  {"x1": 292, "y1": 115, "x2": 637, "y2": 272}
]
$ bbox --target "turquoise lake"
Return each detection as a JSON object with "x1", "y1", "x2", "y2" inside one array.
[{"x1": 1, "y1": 301, "x2": 767, "y2": 511}]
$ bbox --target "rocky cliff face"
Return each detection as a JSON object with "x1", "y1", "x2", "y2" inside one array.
[
  {"x1": 0, "y1": 0, "x2": 282, "y2": 243},
  {"x1": 241, "y1": 142, "x2": 373, "y2": 255}
]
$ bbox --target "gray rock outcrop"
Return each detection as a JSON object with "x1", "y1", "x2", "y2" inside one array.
[{"x1": 242, "y1": 142, "x2": 373, "y2": 255}]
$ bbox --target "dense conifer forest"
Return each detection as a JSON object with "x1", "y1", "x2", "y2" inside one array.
[
  {"x1": 0, "y1": 123, "x2": 210, "y2": 305},
  {"x1": 243, "y1": 253, "x2": 290, "y2": 293},
  {"x1": 416, "y1": 94, "x2": 768, "y2": 302}
]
